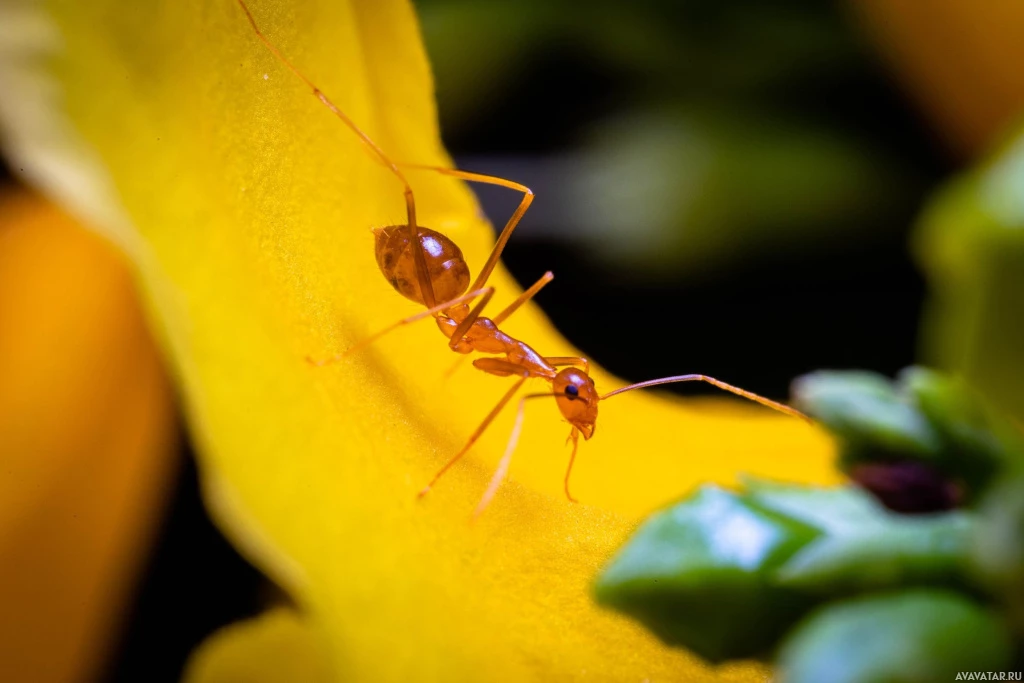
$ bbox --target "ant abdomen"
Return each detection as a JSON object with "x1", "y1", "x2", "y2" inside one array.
[{"x1": 374, "y1": 225, "x2": 470, "y2": 306}]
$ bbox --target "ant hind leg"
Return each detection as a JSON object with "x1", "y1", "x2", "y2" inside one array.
[
  {"x1": 307, "y1": 286, "x2": 494, "y2": 366},
  {"x1": 400, "y1": 163, "x2": 535, "y2": 293}
]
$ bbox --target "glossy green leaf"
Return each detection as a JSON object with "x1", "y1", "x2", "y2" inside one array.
[
  {"x1": 774, "y1": 511, "x2": 973, "y2": 594},
  {"x1": 593, "y1": 485, "x2": 819, "y2": 662},
  {"x1": 747, "y1": 479, "x2": 975, "y2": 595},
  {"x1": 791, "y1": 370, "x2": 943, "y2": 465},
  {"x1": 777, "y1": 590, "x2": 1013, "y2": 683},
  {"x1": 901, "y1": 366, "x2": 1024, "y2": 486},
  {"x1": 743, "y1": 477, "x2": 887, "y2": 534}
]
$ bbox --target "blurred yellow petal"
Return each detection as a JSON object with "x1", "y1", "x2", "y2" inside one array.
[
  {"x1": 852, "y1": 0, "x2": 1024, "y2": 157},
  {"x1": 0, "y1": 1, "x2": 836, "y2": 680},
  {"x1": 184, "y1": 608, "x2": 332, "y2": 683},
  {"x1": 0, "y1": 192, "x2": 177, "y2": 683}
]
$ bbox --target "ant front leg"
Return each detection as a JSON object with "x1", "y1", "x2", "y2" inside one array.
[
  {"x1": 418, "y1": 372, "x2": 529, "y2": 498},
  {"x1": 564, "y1": 427, "x2": 580, "y2": 503},
  {"x1": 446, "y1": 287, "x2": 496, "y2": 351},
  {"x1": 473, "y1": 388, "x2": 574, "y2": 517}
]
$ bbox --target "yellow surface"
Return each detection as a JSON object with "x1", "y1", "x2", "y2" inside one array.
[
  {"x1": 184, "y1": 608, "x2": 332, "y2": 683},
  {"x1": 0, "y1": 1, "x2": 836, "y2": 680},
  {"x1": 0, "y1": 192, "x2": 177, "y2": 683}
]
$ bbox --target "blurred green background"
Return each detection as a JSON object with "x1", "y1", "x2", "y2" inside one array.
[
  {"x1": 417, "y1": 0, "x2": 939, "y2": 400},
  {"x1": 414, "y1": 0, "x2": 1023, "y2": 413}
]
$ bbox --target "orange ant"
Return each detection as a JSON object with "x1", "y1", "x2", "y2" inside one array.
[{"x1": 234, "y1": 0, "x2": 808, "y2": 516}]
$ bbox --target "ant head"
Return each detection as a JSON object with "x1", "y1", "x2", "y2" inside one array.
[{"x1": 553, "y1": 368, "x2": 598, "y2": 440}]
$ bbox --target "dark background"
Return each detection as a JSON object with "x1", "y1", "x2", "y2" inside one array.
[{"x1": 0, "y1": 0, "x2": 951, "y2": 679}]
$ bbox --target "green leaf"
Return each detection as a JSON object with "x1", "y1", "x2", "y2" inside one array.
[
  {"x1": 792, "y1": 368, "x2": 1023, "y2": 502},
  {"x1": 901, "y1": 366, "x2": 1024, "y2": 483},
  {"x1": 747, "y1": 479, "x2": 975, "y2": 595},
  {"x1": 972, "y1": 473, "x2": 1024, "y2": 636},
  {"x1": 791, "y1": 371, "x2": 943, "y2": 465},
  {"x1": 593, "y1": 485, "x2": 819, "y2": 662},
  {"x1": 774, "y1": 512, "x2": 974, "y2": 594},
  {"x1": 777, "y1": 590, "x2": 1013, "y2": 683},
  {"x1": 743, "y1": 477, "x2": 888, "y2": 534}
]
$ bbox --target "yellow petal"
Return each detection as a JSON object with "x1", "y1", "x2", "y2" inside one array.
[
  {"x1": 0, "y1": 1, "x2": 836, "y2": 680},
  {"x1": 0, "y1": 192, "x2": 177, "y2": 683},
  {"x1": 184, "y1": 608, "x2": 332, "y2": 683}
]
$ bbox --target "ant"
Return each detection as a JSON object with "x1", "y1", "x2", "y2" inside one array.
[{"x1": 234, "y1": 0, "x2": 808, "y2": 516}]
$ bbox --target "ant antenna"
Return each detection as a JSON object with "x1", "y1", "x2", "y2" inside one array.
[{"x1": 601, "y1": 374, "x2": 808, "y2": 422}]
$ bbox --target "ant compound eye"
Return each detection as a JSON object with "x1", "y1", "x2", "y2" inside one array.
[{"x1": 565, "y1": 384, "x2": 579, "y2": 400}]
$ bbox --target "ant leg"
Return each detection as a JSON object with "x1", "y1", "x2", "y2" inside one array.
[
  {"x1": 442, "y1": 356, "x2": 468, "y2": 380},
  {"x1": 447, "y1": 288, "x2": 496, "y2": 351},
  {"x1": 234, "y1": 1, "x2": 438, "y2": 307},
  {"x1": 234, "y1": 0, "x2": 418, "y2": 229},
  {"x1": 472, "y1": 389, "x2": 566, "y2": 517},
  {"x1": 408, "y1": 224, "x2": 439, "y2": 310},
  {"x1": 442, "y1": 271, "x2": 555, "y2": 378},
  {"x1": 418, "y1": 374, "x2": 529, "y2": 498},
  {"x1": 446, "y1": 267, "x2": 555, "y2": 351},
  {"x1": 564, "y1": 428, "x2": 580, "y2": 503},
  {"x1": 307, "y1": 286, "x2": 493, "y2": 366},
  {"x1": 471, "y1": 358, "x2": 537, "y2": 377},
  {"x1": 473, "y1": 393, "x2": 529, "y2": 518},
  {"x1": 548, "y1": 358, "x2": 589, "y2": 374},
  {"x1": 492, "y1": 271, "x2": 554, "y2": 325},
  {"x1": 401, "y1": 164, "x2": 534, "y2": 292}
]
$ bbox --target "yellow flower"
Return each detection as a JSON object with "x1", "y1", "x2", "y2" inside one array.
[
  {"x1": 0, "y1": 192, "x2": 176, "y2": 683},
  {"x1": 0, "y1": 0, "x2": 836, "y2": 680}
]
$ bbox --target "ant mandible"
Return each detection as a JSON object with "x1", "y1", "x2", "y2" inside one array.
[{"x1": 233, "y1": 0, "x2": 808, "y2": 516}]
